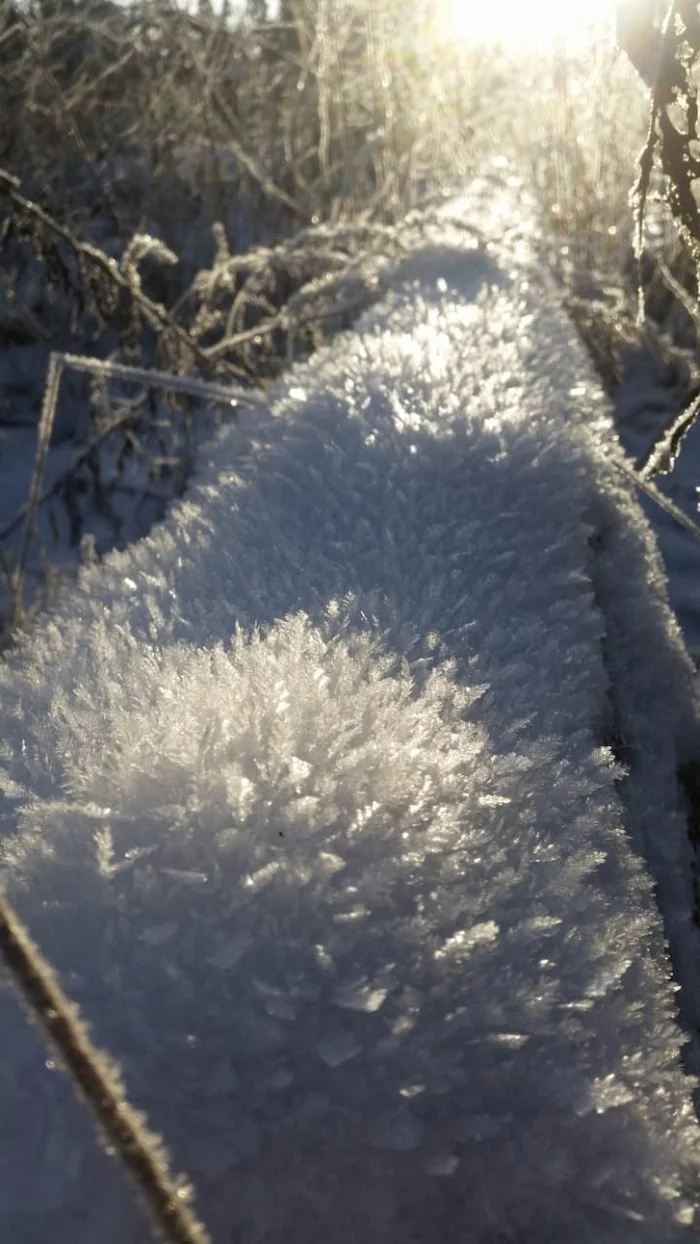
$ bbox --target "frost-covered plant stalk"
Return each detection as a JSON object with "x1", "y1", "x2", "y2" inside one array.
[{"x1": 618, "y1": 0, "x2": 700, "y2": 475}]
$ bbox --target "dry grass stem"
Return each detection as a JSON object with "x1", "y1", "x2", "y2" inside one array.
[
  {"x1": 0, "y1": 887, "x2": 211, "y2": 1244},
  {"x1": 10, "y1": 353, "x2": 62, "y2": 629}
]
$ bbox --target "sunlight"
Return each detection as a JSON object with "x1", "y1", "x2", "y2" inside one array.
[{"x1": 442, "y1": 0, "x2": 615, "y2": 50}]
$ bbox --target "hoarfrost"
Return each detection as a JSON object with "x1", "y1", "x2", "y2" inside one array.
[{"x1": 0, "y1": 178, "x2": 699, "y2": 1242}]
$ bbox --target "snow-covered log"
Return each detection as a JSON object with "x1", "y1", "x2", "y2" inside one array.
[{"x1": 1, "y1": 178, "x2": 700, "y2": 1242}]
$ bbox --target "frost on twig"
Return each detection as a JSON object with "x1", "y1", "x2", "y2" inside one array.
[
  {"x1": 0, "y1": 352, "x2": 264, "y2": 640},
  {"x1": 0, "y1": 887, "x2": 211, "y2": 1244},
  {"x1": 619, "y1": 0, "x2": 700, "y2": 479}
]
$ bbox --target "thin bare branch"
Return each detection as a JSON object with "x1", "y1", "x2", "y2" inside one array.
[
  {"x1": 11, "y1": 353, "x2": 62, "y2": 630},
  {"x1": 0, "y1": 888, "x2": 211, "y2": 1244},
  {"x1": 59, "y1": 353, "x2": 265, "y2": 409},
  {"x1": 0, "y1": 169, "x2": 218, "y2": 377},
  {"x1": 639, "y1": 388, "x2": 700, "y2": 479},
  {"x1": 656, "y1": 256, "x2": 700, "y2": 338},
  {"x1": 614, "y1": 451, "x2": 700, "y2": 544},
  {"x1": 0, "y1": 353, "x2": 265, "y2": 547}
]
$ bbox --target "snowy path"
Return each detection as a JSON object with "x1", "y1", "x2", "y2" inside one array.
[{"x1": 1, "y1": 182, "x2": 700, "y2": 1242}]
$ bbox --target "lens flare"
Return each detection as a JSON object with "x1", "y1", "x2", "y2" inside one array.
[{"x1": 442, "y1": 0, "x2": 614, "y2": 49}]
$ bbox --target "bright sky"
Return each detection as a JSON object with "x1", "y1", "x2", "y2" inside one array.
[{"x1": 443, "y1": 0, "x2": 616, "y2": 48}]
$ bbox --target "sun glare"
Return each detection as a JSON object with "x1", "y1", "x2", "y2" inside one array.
[{"x1": 444, "y1": 0, "x2": 615, "y2": 50}]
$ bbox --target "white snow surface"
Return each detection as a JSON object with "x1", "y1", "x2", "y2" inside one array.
[{"x1": 1, "y1": 180, "x2": 700, "y2": 1242}]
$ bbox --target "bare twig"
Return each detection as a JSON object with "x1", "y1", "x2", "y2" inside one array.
[
  {"x1": 208, "y1": 86, "x2": 305, "y2": 220},
  {"x1": 627, "y1": 0, "x2": 700, "y2": 267},
  {"x1": 617, "y1": 1, "x2": 700, "y2": 479},
  {"x1": 639, "y1": 388, "x2": 700, "y2": 479},
  {"x1": 203, "y1": 288, "x2": 373, "y2": 360},
  {"x1": 0, "y1": 888, "x2": 210, "y2": 1244},
  {"x1": 0, "y1": 22, "x2": 22, "y2": 54},
  {"x1": 19, "y1": 15, "x2": 124, "y2": 239},
  {"x1": 614, "y1": 451, "x2": 700, "y2": 544},
  {"x1": 11, "y1": 353, "x2": 62, "y2": 629},
  {"x1": 632, "y1": 109, "x2": 659, "y2": 323},
  {"x1": 0, "y1": 169, "x2": 221, "y2": 378},
  {"x1": 628, "y1": 0, "x2": 680, "y2": 321},
  {"x1": 0, "y1": 352, "x2": 264, "y2": 547},
  {"x1": 655, "y1": 257, "x2": 700, "y2": 339},
  {"x1": 59, "y1": 353, "x2": 265, "y2": 409}
]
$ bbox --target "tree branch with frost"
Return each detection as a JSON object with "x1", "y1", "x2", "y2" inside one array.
[{"x1": 618, "y1": 0, "x2": 700, "y2": 477}]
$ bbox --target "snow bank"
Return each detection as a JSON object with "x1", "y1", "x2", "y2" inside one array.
[{"x1": 1, "y1": 179, "x2": 700, "y2": 1242}]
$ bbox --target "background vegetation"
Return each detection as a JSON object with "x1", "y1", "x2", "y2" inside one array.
[{"x1": 1, "y1": 0, "x2": 699, "y2": 641}]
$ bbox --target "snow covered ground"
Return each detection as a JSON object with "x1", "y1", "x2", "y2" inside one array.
[{"x1": 1, "y1": 177, "x2": 700, "y2": 1242}]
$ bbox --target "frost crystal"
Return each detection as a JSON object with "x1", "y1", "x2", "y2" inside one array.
[
  {"x1": 317, "y1": 1030, "x2": 362, "y2": 1068},
  {"x1": 0, "y1": 181, "x2": 699, "y2": 1242}
]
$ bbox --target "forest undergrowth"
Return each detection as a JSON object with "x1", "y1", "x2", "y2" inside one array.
[{"x1": 0, "y1": 0, "x2": 697, "y2": 641}]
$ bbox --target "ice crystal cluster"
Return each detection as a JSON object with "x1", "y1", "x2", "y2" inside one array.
[{"x1": 1, "y1": 183, "x2": 699, "y2": 1242}]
